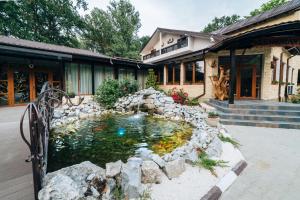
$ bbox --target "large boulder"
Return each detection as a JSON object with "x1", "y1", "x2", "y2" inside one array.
[
  {"x1": 163, "y1": 158, "x2": 186, "y2": 179},
  {"x1": 121, "y1": 159, "x2": 142, "y2": 199},
  {"x1": 150, "y1": 154, "x2": 166, "y2": 168},
  {"x1": 38, "y1": 174, "x2": 80, "y2": 200},
  {"x1": 40, "y1": 161, "x2": 105, "y2": 199},
  {"x1": 141, "y1": 161, "x2": 162, "y2": 184},
  {"x1": 105, "y1": 160, "x2": 123, "y2": 178}
]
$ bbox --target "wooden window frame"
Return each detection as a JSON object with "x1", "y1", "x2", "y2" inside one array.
[
  {"x1": 166, "y1": 65, "x2": 180, "y2": 85},
  {"x1": 183, "y1": 61, "x2": 204, "y2": 85}
]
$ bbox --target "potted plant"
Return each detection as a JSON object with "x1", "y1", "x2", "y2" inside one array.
[{"x1": 205, "y1": 112, "x2": 219, "y2": 127}]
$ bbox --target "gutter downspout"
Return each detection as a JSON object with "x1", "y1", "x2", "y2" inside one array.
[
  {"x1": 284, "y1": 55, "x2": 296, "y2": 102},
  {"x1": 195, "y1": 52, "x2": 206, "y2": 99}
]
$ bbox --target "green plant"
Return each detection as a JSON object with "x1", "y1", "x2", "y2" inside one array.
[
  {"x1": 119, "y1": 79, "x2": 138, "y2": 97},
  {"x1": 208, "y1": 112, "x2": 219, "y2": 118},
  {"x1": 187, "y1": 98, "x2": 199, "y2": 106},
  {"x1": 140, "y1": 187, "x2": 152, "y2": 200},
  {"x1": 193, "y1": 152, "x2": 228, "y2": 177},
  {"x1": 95, "y1": 79, "x2": 121, "y2": 109},
  {"x1": 290, "y1": 87, "x2": 300, "y2": 104},
  {"x1": 145, "y1": 69, "x2": 159, "y2": 90},
  {"x1": 218, "y1": 135, "x2": 240, "y2": 148}
]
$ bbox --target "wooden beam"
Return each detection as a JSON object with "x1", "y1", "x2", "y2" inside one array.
[{"x1": 229, "y1": 49, "x2": 236, "y2": 104}]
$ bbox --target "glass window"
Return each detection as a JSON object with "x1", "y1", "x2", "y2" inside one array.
[
  {"x1": 65, "y1": 63, "x2": 79, "y2": 95},
  {"x1": 167, "y1": 65, "x2": 173, "y2": 84},
  {"x1": 154, "y1": 66, "x2": 164, "y2": 84},
  {"x1": 174, "y1": 64, "x2": 180, "y2": 84},
  {"x1": 184, "y1": 62, "x2": 193, "y2": 84},
  {"x1": 195, "y1": 61, "x2": 204, "y2": 83},
  {"x1": 104, "y1": 66, "x2": 114, "y2": 79},
  {"x1": 0, "y1": 66, "x2": 8, "y2": 106},
  {"x1": 137, "y1": 70, "x2": 146, "y2": 89},
  {"x1": 80, "y1": 64, "x2": 92, "y2": 95},
  {"x1": 127, "y1": 68, "x2": 135, "y2": 80},
  {"x1": 14, "y1": 70, "x2": 30, "y2": 104},
  {"x1": 94, "y1": 66, "x2": 105, "y2": 90},
  {"x1": 118, "y1": 68, "x2": 127, "y2": 81}
]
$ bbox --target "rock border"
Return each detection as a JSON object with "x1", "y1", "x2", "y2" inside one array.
[{"x1": 200, "y1": 160, "x2": 248, "y2": 200}]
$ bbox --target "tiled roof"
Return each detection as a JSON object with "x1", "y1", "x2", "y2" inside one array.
[
  {"x1": 213, "y1": 0, "x2": 300, "y2": 35},
  {"x1": 0, "y1": 36, "x2": 110, "y2": 59}
]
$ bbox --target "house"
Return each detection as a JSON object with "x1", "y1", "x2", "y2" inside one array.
[
  {"x1": 0, "y1": 36, "x2": 152, "y2": 106},
  {"x1": 141, "y1": 0, "x2": 300, "y2": 102}
]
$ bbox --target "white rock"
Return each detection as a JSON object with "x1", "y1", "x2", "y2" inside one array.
[
  {"x1": 141, "y1": 161, "x2": 162, "y2": 184},
  {"x1": 121, "y1": 160, "x2": 142, "y2": 199},
  {"x1": 206, "y1": 136, "x2": 223, "y2": 158},
  {"x1": 150, "y1": 154, "x2": 166, "y2": 168},
  {"x1": 105, "y1": 160, "x2": 123, "y2": 178},
  {"x1": 163, "y1": 158, "x2": 186, "y2": 179}
]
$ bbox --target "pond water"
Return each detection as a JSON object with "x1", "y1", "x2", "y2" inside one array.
[{"x1": 48, "y1": 114, "x2": 193, "y2": 172}]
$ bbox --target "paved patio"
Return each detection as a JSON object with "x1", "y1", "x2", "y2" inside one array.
[
  {"x1": 0, "y1": 106, "x2": 34, "y2": 200},
  {"x1": 222, "y1": 125, "x2": 300, "y2": 200}
]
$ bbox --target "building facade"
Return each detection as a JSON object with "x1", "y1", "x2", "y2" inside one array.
[
  {"x1": 141, "y1": 0, "x2": 300, "y2": 101},
  {"x1": 0, "y1": 36, "x2": 151, "y2": 106}
]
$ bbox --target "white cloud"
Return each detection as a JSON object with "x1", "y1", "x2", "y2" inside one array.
[{"x1": 84, "y1": 0, "x2": 270, "y2": 36}]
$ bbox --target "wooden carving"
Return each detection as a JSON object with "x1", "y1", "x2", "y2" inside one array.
[{"x1": 209, "y1": 67, "x2": 230, "y2": 101}]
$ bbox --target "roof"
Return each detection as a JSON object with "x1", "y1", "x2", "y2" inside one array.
[
  {"x1": 0, "y1": 36, "x2": 154, "y2": 67},
  {"x1": 0, "y1": 36, "x2": 110, "y2": 59},
  {"x1": 209, "y1": 21, "x2": 300, "y2": 52},
  {"x1": 213, "y1": 0, "x2": 300, "y2": 35},
  {"x1": 140, "y1": 27, "x2": 210, "y2": 53},
  {"x1": 156, "y1": 27, "x2": 211, "y2": 38}
]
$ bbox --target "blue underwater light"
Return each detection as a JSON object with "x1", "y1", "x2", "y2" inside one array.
[{"x1": 117, "y1": 128, "x2": 125, "y2": 136}]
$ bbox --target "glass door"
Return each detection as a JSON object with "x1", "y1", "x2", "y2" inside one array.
[
  {"x1": 237, "y1": 65, "x2": 256, "y2": 99},
  {"x1": 0, "y1": 66, "x2": 8, "y2": 106},
  {"x1": 13, "y1": 69, "x2": 30, "y2": 104},
  {"x1": 34, "y1": 71, "x2": 49, "y2": 97}
]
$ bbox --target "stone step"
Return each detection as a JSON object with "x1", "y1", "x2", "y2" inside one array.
[
  {"x1": 220, "y1": 119, "x2": 300, "y2": 129},
  {"x1": 209, "y1": 99, "x2": 300, "y2": 111},
  {"x1": 207, "y1": 102, "x2": 300, "y2": 117},
  {"x1": 219, "y1": 112, "x2": 300, "y2": 123}
]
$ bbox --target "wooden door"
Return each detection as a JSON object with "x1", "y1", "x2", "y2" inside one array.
[{"x1": 236, "y1": 65, "x2": 256, "y2": 99}]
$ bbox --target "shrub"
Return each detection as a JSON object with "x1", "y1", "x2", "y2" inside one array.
[
  {"x1": 95, "y1": 79, "x2": 121, "y2": 109},
  {"x1": 95, "y1": 79, "x2": 139, "y2": 108},
  {"x1": 145, "y1": 69, "x2": 159, "y2": 90},
  {"x1": 208, "y1": 112, "x2": 219, "y2": 118},
  {"x1": 193, "y1": 151, "x2": 228, "y2": 177},
  {"x1": 168, "y1": 87, "x2": 189, "y2": 105},
  {"x1": 119, "y1": 79, "x2": 138, "y2": 97},
  {"x1": 290, "y1": 87, "x2": 300, "y2": 104}
]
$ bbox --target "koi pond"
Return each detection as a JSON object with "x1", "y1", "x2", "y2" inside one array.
[{"x1": 48, "y1": 114, "x2": 193, "y2": 172}]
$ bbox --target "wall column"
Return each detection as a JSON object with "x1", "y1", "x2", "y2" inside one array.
[
  {"x1": 180, "y1": 62, "x2": 184, "y2": 85},
  {"x1": 229, "y1": 49, "x2": 236, "y2": 104}
]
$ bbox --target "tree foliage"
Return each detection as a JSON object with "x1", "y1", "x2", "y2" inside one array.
[
  {"x1": 202, "y1": 0, "x2": 289, "y2": 33},
  {"x1": 202, "y1": 15, "x2": 241, "y2": 33},
  {"x1": 0, "y1": 0, "x2": 87, "y2": 47},
  {"x1": 249, "y1": 0, "x2": 289, "y2": 17},
  {"x1": 83, "y1": 0, "x2": 146, "y2": 59}
]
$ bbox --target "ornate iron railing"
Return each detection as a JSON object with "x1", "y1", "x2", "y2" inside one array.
[{"x1": 20, "y1": 82, "x2": 83, "y2": 199}]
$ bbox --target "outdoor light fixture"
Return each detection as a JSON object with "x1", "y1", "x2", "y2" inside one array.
[
  {"x1": 28, "y1": 64, "x2": 34, "y2": 69},
  {"x1": 117, "y1": 128, "x2": 125, "y2": 136}
]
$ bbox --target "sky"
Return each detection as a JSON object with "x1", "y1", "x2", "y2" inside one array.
[{"x1": 84, "y1": 0, "x2": 270, "y2": 37}]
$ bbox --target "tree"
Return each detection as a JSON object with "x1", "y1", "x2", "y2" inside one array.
[
  {"x1": 202, "y1": 15, "x2": 241, "y2": 33},
  {"x1": 249, "y1": 0, "x2": 289, "y2": 17},
  {"x1": 83, "y1": 0, "x2": 143, "y2": 59},
  {"x1": 0, "y1": 0, "x2": 87, "y2": 47}
]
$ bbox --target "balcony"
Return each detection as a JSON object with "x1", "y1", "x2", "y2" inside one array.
[
  {"x1": 143, "y1": 50, "x2": 160, "y2": 60},
  {"x1": 161, "y1": 37, "x2": 188, "y2": 55},
  {"x1": 143, "y1": 37, "x2": 189, "y2": 61}
]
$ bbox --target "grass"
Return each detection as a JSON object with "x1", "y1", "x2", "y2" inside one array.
[
  {"x1": 193, "y1": 151, "x2": 228, "y2": 177},
  {"x1": 218, "y1": 135, "x2": 241, "y2": 148}
]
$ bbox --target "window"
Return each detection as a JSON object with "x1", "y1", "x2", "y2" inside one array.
[
  {"x1": 0, "y1": 66, "x2": 8, "y2": 105},
  {"x1": 118, "y1": 68, "x2": 135, "y2": 81},
  {"x1": 65, "y1": 63, "x2": 92, "y2": 95},
  {"x1": 184, "y1": 61, "x2": 204, "y2": 84},
  {"x1": 154, "y1": 66, "x2": 164, "y2": 84},
  {"x1": 167, "y1": 64, "x2": 180, "y2": 85}
]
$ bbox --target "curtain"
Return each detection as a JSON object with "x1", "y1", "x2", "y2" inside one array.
[
  {"x1": 127, "y1": 68, "x2": 135, "y2": 80},
  {"x1": 80, "y1": 64, "x2": 92, "y2": 94},
  {"x1": 65, "y1": 63, "x2": 78, "y2": 95},
  {"x1": 94, "y1": 66, "x2": 105, "y2": 91},
  {"x1": 104, "y1": 66, "x2": 114, "y2": 79},
  {"x1": 137, "y1": 70, "x2": 145, "y2": 89},
  {"x1": 118, "y1": 68, "x2": 126, "y2": 81}
]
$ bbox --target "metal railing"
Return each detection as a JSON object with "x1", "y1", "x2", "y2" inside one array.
[
  {"x1": 161, "y1": 38, "x2": 188, "y2": 55},
  {"x1": 143, "y1": 50, "x2": 160, "y2": 60},
  {"x1": 20, "y1": 82, "x2": 83, "y2": 199}
]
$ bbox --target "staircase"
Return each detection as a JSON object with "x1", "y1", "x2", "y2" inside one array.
[{"x1": 207, "y1": 99, "x2": 300, "y2": 129}]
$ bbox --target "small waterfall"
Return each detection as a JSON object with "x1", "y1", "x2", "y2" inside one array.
[{"x1": 136, "y1": 95, "x2": 143, "y2": 113}]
